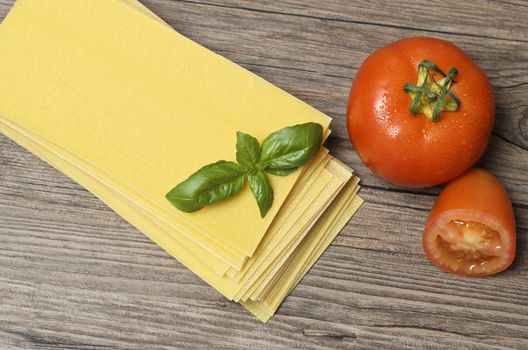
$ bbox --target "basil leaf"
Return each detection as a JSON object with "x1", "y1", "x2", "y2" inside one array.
[
  {"x1": 236, "y1": 131, "x2": 260, "y2": 170},
  {"x1": 248, "y1": 170, "x2": 273, "y2": 218},
  {"x1": 266, "y1": 167, "x2": 299, "y2": 176},
  {"x1": 165, "y1": 161, "x2": 246, "y2": 213},
  {"x1": 259, "y1": 122, "x2": 323, "y2": 171}
]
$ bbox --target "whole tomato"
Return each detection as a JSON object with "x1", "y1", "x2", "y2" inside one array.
[{"x1": 346, "y1": 37, "x2": 494, "y2": 188}]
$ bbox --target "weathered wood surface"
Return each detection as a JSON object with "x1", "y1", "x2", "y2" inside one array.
[{"x1": 0, "y1": 0, "x2": 527, "y2": 348}]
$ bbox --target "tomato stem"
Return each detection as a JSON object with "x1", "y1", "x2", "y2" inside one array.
[{"x1": 403, "y1": 60, "x2": 460, "y2": 122}]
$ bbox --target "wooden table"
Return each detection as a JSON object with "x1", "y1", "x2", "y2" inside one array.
[{"x1": 1, "y1": 1, "x2": 527, "y2": 349}]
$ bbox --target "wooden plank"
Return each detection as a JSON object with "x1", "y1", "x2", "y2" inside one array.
[
  {"x1": 0, "y1": 0, "x2": 527, "y2": 349},
  {"x1": 171, "y1": 0, "x2": 528, "y2": 42}
]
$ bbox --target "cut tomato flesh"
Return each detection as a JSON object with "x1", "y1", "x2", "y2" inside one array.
[
  {"x1": 423, "y1": 169, "x2": 516, "y2": 276},
  {"x1": 432, "y1": 219, "x2": 506, "y2": 275}
]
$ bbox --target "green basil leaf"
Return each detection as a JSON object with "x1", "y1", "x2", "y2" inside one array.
[
  {"x1": 236, "y1": 131, "x2": 260, "y2": 170},
  {"x1": 266, "y1": 167, "x2": 299, "y2": 176},
  {"x1": 165, "y1": 161, "x2": 246, "y2": 213},
  {"x1": 259, "y1": 122, "x2": 323, "y2": 170},
  {"x1": 248, "y1": 170, "x2": 274, "y2": 218}
]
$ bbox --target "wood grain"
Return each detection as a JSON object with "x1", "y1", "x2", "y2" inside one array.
[{"x1": 0, "y1": 0, "x2": 527, "y2": 349}]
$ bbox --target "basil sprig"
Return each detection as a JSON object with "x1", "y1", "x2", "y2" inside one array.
[{"x1": 166, "y1": 122, "x2": 323, "y2": 218}]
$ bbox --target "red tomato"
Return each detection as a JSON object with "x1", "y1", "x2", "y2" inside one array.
[
  {"x1": 347, "y1": 37, "x2": 495, "y2": 188},
  {"x1": 423, "y1": 168, "x2": 516, "y2": 276}
]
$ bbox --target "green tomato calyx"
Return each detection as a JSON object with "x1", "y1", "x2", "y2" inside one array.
[{"x1": 403, "y1": 60, "x2": 460, "y2": 122}]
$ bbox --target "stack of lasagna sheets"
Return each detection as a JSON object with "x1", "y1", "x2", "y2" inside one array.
[{"x1": 0, "y1": 0, "x2": 362, "y2": 322}]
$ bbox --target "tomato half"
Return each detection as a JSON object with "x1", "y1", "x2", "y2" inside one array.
[
  {"x1": 423, "y1": 168, "x2": 516, "y2": 276},
  {"x1": 347, "y1": 37, "x2": 495, "y2": 188}
]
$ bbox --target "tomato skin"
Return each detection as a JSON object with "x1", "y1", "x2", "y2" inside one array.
[
  {"x1": 346, "y1": 37, "x2": 495, "y2": 188},
  {"x1": 423, "y1": 168, "x2": 516, "y2": 276}
]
